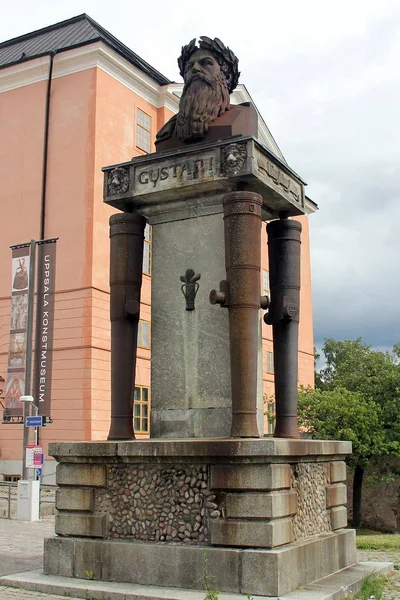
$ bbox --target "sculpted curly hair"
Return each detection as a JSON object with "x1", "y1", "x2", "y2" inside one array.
[{"x1": 178, "y1": 36, "x2": 240, "y2": 94}]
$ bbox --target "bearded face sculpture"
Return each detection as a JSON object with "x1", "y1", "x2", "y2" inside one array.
[
  {"x1": 156, "y1": 37, "x2": 240, "y2": 147},
  {"x1": 176, "y1": 48, "x2": 231, "y2": 142}
]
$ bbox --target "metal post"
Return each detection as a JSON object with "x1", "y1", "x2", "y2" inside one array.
[
  {"x1": 266, "y1": 217, "x2": 302, "y2": 438},
  {"x1": 108, "y1": 213, "x2": 146, "y2": 440},
  {"x1": 210, "y1": 191, "x2": 262, "y2": 438},
  {"x1": 7, "y1": 483, "x2": 11, "y2": 519},
  {"x1": 22, "y1": 240, "x2": 36, "y2": 479},
  {"x1": 33, "y1": 403, "x2": 39, "y2": 446}
]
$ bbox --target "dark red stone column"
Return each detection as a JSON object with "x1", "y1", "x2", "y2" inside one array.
[{"x1": 108, "y1": 213, "x2": 146, "y2": 440}]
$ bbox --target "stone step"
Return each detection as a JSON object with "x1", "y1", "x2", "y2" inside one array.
[{"x1": 0, "y1": 562, "x2": 393, "y2": 600}]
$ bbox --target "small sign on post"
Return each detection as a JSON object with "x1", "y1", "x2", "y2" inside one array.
[
  {"x1": 25, "y1": 415, "x2": 43, "y2": 427},
  {"x1": 26, "y1": 445, "x2": 44, "y2": 468}
]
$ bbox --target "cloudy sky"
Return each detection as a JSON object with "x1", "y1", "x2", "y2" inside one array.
[{"x1": 1, "y1": 0, "x2": 399, "y2": 351}]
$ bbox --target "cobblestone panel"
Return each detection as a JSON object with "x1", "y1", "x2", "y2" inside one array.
[
  {"x1": 95, "y1": 463, "x2": 221, "y2": 544},
  {"x1": 292, "y1": 462, "x2": 332, "y2": 540}
]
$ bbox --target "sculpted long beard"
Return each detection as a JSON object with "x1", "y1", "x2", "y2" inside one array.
[{"x1": 176, "y1": 74, "x2": 230, "y2": 142}]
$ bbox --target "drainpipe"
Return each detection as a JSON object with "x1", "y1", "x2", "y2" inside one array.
[
  {"x1": 35, "y1": 52, "x2": 55, "y2": 454},
  {"x1": 40, "y1": 51, "x2": 55, "y2": 240}
]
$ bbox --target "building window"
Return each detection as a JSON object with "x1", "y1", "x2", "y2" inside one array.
[
  {"x1": 266, "y1": 351, "x2": 274, "y2": 374},
  {"x1": 134, "y1": 386, "x2": 149, "y2": 434},
  {"x1": 143, "y1": 224, "x2": 152, "y2": 275},
  {"x1": 262, "y1": 269, "x2": 270, "y2": 296},
  {"x1": 137, "y1": 109, "x2": 151, "y2": 153},
  {"x1": 138, "y1": 320, "x2": 150, "y2": 348},
  {"x1": 3, "y1": 474, "x2": 20, "y2": 482}
]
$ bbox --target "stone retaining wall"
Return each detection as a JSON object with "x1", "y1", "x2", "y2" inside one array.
[{"x1": 347, "y1": 469, "x2": 400, "y2": 532}]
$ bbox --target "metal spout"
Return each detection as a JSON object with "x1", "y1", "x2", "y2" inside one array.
[
  {"x1": 266, "y1": 217, "x2": 302, "y2": 439},
  {"x1": 108, "y1": 213, "x2": 146, "y2": 440},
  {"x1": 211, "y1": 191, "x2": 263, "y2": 438}
]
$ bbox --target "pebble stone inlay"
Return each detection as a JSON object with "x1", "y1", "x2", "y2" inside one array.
[
  {"x1": 95, "y1": 464, "x2": 221, "y2": 544},
  {"x1": 292, "y1": 462, "x2": 332, "y2": 540}
]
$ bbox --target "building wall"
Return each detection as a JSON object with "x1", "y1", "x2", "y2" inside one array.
[
  {"x1": 347, "y1": 469, "x2": 400, "y2": 532},
  {"x1": 0, "y1": 65, "x2": 99, "y2": 473},
  {"x1": 0, "y1": 77, "x2": 48, "y2": 471}
]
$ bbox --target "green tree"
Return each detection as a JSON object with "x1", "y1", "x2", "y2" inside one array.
[
  {"x1": 314, "y1": 347, "x2": 324, "y2": 389},
  {"x1": 300, "y1": 338, "x2": 400, "y2": 528}
]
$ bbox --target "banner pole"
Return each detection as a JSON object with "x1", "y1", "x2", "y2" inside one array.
[{"x1": 22, "y1": 239, "x2": 36, "y2": 480}]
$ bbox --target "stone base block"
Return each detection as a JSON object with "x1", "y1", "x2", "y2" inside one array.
[
  {"x1": 210, "y1": 518, "x2": 294, "y2": 548},
  {"x1": 48, "y1": 438, "x2": 354, "y2": 595},
  {"x1": 226, "y1": 490, "x2": 297, "y2": 519},
  {"x1": 330, "y1": 506, "x2": 348, "y2": 530},
  {"x1": 55, "y1": 513, "x2": 106, "y2": 538},
  {"x1": 151, "y1": 407, "x2": 233, "y2": 439},
  {"x1": 44, "y1": 529, "x2": 356, "y2": 597}
]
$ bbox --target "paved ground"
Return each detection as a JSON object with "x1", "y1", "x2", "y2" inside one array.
[
  {"x1": 0, "y1": 590, "x2": 82, "y2": 599},
  {"x1": 0, "y1": 518, "x2": 399, "y2": 599},
  {"x1": 358, "y1": 550, "x2": 400, "y2": 600},
  {"x1": 0, "y1": 518, "x2": 81, "y2": 599}
]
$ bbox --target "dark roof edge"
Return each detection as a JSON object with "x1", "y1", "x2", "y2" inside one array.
[
  {"x1": 84, "y1": 15, "x2": 171, "y2": 85},
  {"x1": 0, "y1": 14, "x2": 88, "y2": 50},
  {"x1": 0, "y1": 13, "x2": 172, "y2": 86}
]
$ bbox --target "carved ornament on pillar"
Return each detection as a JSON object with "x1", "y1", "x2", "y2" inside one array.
[
  {"x1": 180, "y1": 269, "x2": 201, "y2": 311},
  {"x1": 108, "y1": 167, "x2": 130, "y2": 196},
  {"x1": 221, "y1": 142, "x2": 247, "y2": 176}
]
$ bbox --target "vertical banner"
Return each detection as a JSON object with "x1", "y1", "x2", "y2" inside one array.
[
  {"x1": 33, "y1": 240, "x2": 57, "y2": 416},
  {"x1": 3, "y1": 245, "x2": 32, "y2": 422}
]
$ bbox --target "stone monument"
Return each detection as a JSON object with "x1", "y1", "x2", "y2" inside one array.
[{"x1": 42, "y1": 37, "x2": 383, "y2": 598}]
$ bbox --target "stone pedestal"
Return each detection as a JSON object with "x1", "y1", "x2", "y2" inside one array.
[
  {"x1": 102, "y1": 136, "x2": 306, "y2": 439},
  {"x1": 149, "y1": 201, "x2": 233, "y2": 438},
  {"x1": 45, "y1": 438, "x2": 356, "y2": 597}
]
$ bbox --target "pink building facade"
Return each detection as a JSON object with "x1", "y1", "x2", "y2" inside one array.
[{"x1": 0, "y1": 15, "x2": 316, "y2": 481}]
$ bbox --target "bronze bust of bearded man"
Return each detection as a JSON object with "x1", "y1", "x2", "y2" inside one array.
[{"x1": 155, "y1": 37, "x2": 257, "y2": 152}]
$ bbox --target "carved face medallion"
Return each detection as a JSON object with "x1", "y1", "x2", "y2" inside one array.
[
  {"x1": 221, "y1": 143, "x2": 247, "y2": 176},
  {"x1": 108, "y1": 167, "x2": 129, "y2": 195}
]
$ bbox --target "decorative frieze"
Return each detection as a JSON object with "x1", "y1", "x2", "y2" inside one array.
[{"x1": 102, "y1": 137, "x2": 306, "y2": 218}]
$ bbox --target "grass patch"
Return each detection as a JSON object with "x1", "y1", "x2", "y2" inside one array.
[
  {"x1": 356, "y1": 530, "x2": 400, "y2": 552},
  {"x1": 342, "y1": 574, "x2": 387, "y2": 600}
]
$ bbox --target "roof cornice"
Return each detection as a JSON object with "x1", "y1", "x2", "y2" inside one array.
[{"x1": 0, "y1": 42, "x2": 180, "y2": 111}]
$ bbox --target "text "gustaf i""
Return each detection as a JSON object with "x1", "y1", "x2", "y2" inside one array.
[{"x1": 137, "y1": 157, "x2": 215, "y2": 188}]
